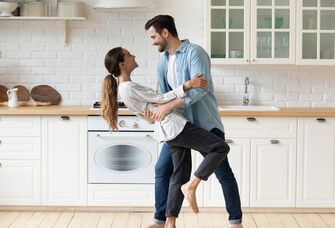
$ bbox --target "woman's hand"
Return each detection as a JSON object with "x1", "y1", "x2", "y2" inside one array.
[{"x1": 183, "y1": 75, "x2": 208, "y2": 91}]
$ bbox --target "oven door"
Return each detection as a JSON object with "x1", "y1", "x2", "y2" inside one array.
[{"x1": 88, "y1": 131, "x2": 158, "y2": 184}]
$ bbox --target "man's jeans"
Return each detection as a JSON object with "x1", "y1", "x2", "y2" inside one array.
[{"x1": 154, "y1": 128, "x2": 243, "y2": 225}]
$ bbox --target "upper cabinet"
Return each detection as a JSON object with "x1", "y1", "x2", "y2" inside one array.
[
  {"x1": 206, "y1": 0, "x2": 335, "y2": 65},
  {"x1": 205, "y1": 0, "x2": 295, "y2": 64},
  {"x1": 296, "y1": 0, "x2": 335, "y2": 64}
]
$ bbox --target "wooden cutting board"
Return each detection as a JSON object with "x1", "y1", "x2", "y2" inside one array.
[
  {"x1": 13, "y1": 85, "x2": 30, "y2": 101},
  {"x1": 0, "y1": 85, "x2": 8, "y2": 102},
  {"x1": 31, "y1": 85, "x2": 62, "y2": 105}
]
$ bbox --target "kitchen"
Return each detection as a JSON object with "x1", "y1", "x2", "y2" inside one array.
[{"x1": 1, "y1": 0, "x2": 335, "y2": 227}]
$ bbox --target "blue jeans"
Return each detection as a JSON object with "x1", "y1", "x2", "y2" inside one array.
[{"x1": 154, "y1": 128, "x2": 242, "y2": 225}]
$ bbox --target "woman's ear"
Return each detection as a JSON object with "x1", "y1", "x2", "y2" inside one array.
[{"x1": 119, "y1": 62, "x2": 124, "y2": 69}]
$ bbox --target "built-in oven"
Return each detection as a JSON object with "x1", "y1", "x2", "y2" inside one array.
[{"x1": 88, "y1": 115, "x2": 158, "y2": 184}]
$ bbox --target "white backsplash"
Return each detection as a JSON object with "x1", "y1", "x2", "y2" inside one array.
[{"x1": 0, "y1": 0, "x2": 334, "y2": 107}]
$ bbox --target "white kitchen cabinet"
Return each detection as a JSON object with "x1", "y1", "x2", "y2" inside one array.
[
  {"x1": 0, "y1": 160, "x2": 41, "y2": 205},
  {"x1": 297, "y1": 117, "x2": 335, "y2": 207},
  {"x1": 42, "y1": 116, "x2": 87, "y2": 205},
  {"x1": 250, "y1": 138, "x2": 296, "y2": 207},
  {"x1": 296, "y1": 0, "x2": 335, "y2": 64},
  {"x1": 204, "y1": 117, "x2": 297, "y2": 207},
  {"x1": 205, "y1": 0, "x2": 295, "y2": 64},
  {"x1": 88, "y1": 184, "x2": 154, "y2": 206},
  {"x1": 0, "y1": 116, "x2": 41, "y2": 205}
]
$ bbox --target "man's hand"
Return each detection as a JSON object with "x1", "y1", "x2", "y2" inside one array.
[
  {"x1": 152, "y1": 103, "x2": 173, "y2": 122},
  {"x1": 183, "y1": 75, "x2": 208, "y2": 91},
  {"x1": 142, "y1": 109, "x2": 155, "y2": 123}
]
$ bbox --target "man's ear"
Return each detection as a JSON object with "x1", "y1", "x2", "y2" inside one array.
[{"x1": 162, "y1": 28, "x2": 169, "y2": 38}]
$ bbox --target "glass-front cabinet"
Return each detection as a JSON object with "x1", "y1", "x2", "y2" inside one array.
[
  {"x1": 251, "y1": 0, "x2": 295, "y2": 64},
  {"x1": 297, "y1": 0, "x2": 335, "y2": 64},
  {"x1": 205, "y1": 0, "x2": 250, "y2": 64},
  {"x1": 206, "y1": 0, "x2": 295, "y2": 64}
]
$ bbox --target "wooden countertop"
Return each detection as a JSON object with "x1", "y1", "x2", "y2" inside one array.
[{"x1": 1, "y1": 105, "x2": 335, "y2": 117}]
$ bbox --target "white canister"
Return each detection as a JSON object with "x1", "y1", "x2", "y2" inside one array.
[
  {"x1": 21, "y1": 1, "x2": 47, "y2": 17},
  {"x1": 57, "y1": 2, "x2": 85, "y2": 17}
]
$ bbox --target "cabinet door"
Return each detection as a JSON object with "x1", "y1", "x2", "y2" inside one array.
[
  {"x1": 250, "y1": 138, "x2": 296, "y2": 207},
  {"x1": 205, "y1": 0, "x2": 250, "y2": 64},
  {"x1": 0, "y1": 160, "x2": 41, "y2": 205},
  {"x1": 250, "y1": 0, "x2": 295, "y2": 64},
  {"x1": 297, "y1": 0, "x2": 335, "y2": 64},
  {"x1": 204, "y1": 138, "x2": 250, "y2": 207},
  {"x1": 0, "y1": 116, "x2": 40, "y2": 136},
  {"x1": 42, "y1": 116, "x2": 87, "y2": 205},
  {"x1": 297, "y1": 117, "x2": 335, "y2": 207}
]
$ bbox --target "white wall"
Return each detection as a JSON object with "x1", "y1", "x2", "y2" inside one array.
[{"x1": 0, "y1": 0, "x2": 334, "y2": 107}]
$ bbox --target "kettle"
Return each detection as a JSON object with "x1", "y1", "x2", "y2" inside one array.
[{"x1": 7, "y1": 88, "x2": 18, "y2": 108}]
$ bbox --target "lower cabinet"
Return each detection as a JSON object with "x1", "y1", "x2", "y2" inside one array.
[
  {"x1": 203, "y1": 117, "x2": 297, "y2": 207},
  {"x1": 0, "y1": 116, "x2": 41, "y2": 205},
  {"x1": 297, "y1": 117, "x2": 335, "y2": 207},
  {"x1": 88, "y1": 184, "x2": 154, "y2": 206},
  {"x1": 42, "y1": 116, "x2": 87, "y2": 206},
  {"x1": 250, "y1": 139, "x2": 296, "y2": 207},
  {"x1": 0, "y1": 160, "x2": 41, "y2": 205}
]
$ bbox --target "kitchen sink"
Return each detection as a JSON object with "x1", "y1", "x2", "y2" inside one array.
[{"x1": 218, "y1": 105, "x2": 280, "y2": 111}]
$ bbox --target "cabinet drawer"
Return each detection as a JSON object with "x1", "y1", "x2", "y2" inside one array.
[
  {"x1": 88, "y1": 184, "x2": 154, "y2": 206},
  {"x1": 222, "y1": 117, "x2": 297, "y2": 138},
  {"x1": 0, "y1": 116, "x2": 41, "y2": 136},
  {"x1": 0, "y1": 137, "x2": 40, "y2": 159},
  {"x1": 0, "y1": 160, "x2": 41, "y2": 205}
]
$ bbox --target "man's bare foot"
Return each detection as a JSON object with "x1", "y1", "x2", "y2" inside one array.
[
  {"x1": 147, "y1": 223, "x2": 165, "y2": 228},
  {"x1": 181, "y1": 183, "x2": 199, "y2": 213}
]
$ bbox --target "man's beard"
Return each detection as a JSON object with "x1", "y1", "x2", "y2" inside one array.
[{"x1": 157, "y1": 41, "x2": 168, "y2": 52}]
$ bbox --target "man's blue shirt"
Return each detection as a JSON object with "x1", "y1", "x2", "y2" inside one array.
[{"x1": 157, "y1": 39, "x2": 224, "y2": 132}]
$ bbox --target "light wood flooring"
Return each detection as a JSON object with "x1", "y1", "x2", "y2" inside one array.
[{"x1": 0, "y1": 211, "x2": 335, "y2": 227}]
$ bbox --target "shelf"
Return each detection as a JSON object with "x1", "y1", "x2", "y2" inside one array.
[
  {"x1": 0, "y1": 16, "x2": 86, "y2": 46},
  {"x1": 0, "y1": 16, "x2": 86, "y2": 20}
]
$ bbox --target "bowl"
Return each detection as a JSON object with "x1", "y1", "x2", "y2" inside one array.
[{"x1": 0, "y1": 1, "x2": 18, "y2": 17}]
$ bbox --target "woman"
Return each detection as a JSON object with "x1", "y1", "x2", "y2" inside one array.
[{"x1": 102, "y1": 47, "x2": 230, "y2": 228}]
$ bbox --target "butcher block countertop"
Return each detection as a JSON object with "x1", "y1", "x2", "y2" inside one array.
[{"x1": 1, "y1": 105, "x2": 335, "y2": 117}]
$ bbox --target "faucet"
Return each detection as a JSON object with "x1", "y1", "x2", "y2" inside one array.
[{"x1": 243, "y1": 77, "x2": 249, "y2": 106}]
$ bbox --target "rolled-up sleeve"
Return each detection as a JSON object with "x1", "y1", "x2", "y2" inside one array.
[{"x1": 183, "y1": 48, "x2": 210, "y2": 106}]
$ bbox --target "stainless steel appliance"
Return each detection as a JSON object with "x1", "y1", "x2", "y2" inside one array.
[{"x1": 88, "y1": 114, "x2": 158, "y2": 184}]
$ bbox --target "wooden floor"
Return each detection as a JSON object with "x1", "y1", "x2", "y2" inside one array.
[{"x1": 0, "y1": 211, "x2": 335, "y2": 227}]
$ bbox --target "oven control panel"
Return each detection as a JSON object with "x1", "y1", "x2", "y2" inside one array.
[{"x1": 88, "y1": 116, "x2": 154, "y2": 132}]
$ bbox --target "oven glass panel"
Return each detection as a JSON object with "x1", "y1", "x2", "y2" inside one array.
[{"x1": 94, "y1": 145, "x2": 150, "y2": 171}]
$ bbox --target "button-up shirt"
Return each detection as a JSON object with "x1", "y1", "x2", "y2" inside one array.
[{"x1": 157, "y1": 39, "x2": 224, "y2": 132}]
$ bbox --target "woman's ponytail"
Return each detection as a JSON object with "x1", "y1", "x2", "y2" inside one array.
[{"x1": 102, "y1": 74, "x2": 118, "y2": 130}]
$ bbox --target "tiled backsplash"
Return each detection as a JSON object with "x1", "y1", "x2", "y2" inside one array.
[{"x1": 0, "y1": 0, "x2": 334, "y2": 107}]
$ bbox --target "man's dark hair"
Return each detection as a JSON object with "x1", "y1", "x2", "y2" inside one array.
[{"x1": 144, "y1": 15, "x2": 179, "y2": 38}]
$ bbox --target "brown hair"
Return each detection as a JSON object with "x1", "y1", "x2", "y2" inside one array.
[
  {"x1": 101, "y1": 47, "x2": 125, "y2": 130},
  {"x1": 144, "y1": 15, "x2": 178, "y2": 38}
]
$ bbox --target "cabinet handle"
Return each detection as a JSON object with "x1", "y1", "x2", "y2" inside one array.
[
  {"x1": 270, "y1": 139, "x2": 280, "y2": 144},
  {"x1": 60, "y1": 116, "x2": 70, "y2": 121},
  {"x1": 225, "y1": 139, "x2": 234, "y2": 144},
  {"x1": 246, "y1": 117, "x2": 256, "y2": 122},
  {"x1": 252, "y1": 59, "x2": 256, "y2": 62},
  {"x1": 316, "y1": 118, "x2": 326, "y2": 123},
  {"x1": 0, "y1": 162, "x2": 2, "y2": 167},
  {"x1": 0, "y1": 139, "x2": 2, "y2": 144},
  {"x1": 246, "y1": 59, "x2": 249, "y2": 63}
]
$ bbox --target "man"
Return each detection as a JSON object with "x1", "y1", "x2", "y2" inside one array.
[{"x1": 144, "y1": 15, "x2": 243, "y2": 228}]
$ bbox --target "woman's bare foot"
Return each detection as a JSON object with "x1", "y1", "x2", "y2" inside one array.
[{"x1": 181, "y1": 182, "x2": 199, "y2": 213}]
